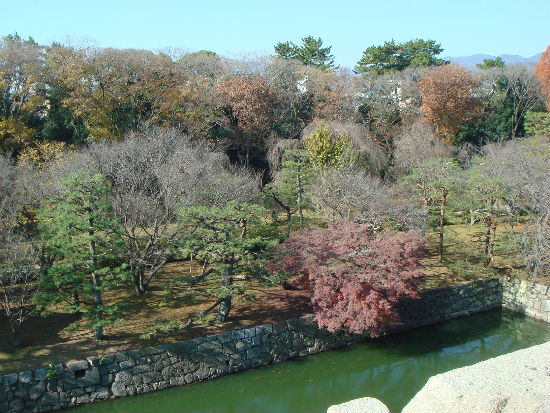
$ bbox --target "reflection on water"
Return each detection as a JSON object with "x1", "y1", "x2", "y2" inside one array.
[{"x1": 72, "y1": 309, "x2": 550, "y2": 413}]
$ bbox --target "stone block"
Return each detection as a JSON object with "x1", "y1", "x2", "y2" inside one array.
[
  {"x1": 82, "y1": 367, "x2": 100, "y2": 385},
  {"x1": 114, "y1": 371, "x2": 132, "y2": 385},
  {"x1": 114, "y1": 353, "x2": 129, "y2": 363},
  {"x1": 4, "y1": 373, "x2": 18, "y2": 386},
  {"x1": 184, "y1": 373, "x2": 196, "y2": 384},
  {"x1": 41, "y1": 392, "x2": 59, "y2": 406},
  {"x1": 70, "y1": 388, "x2": 84, "y2": 397},
  {"x1": 119, "y1": 360, "x2": 135, "y2": 370},
  {"x1": 34, "y1": 368, "x2": 47, "y2": 382},
  {"x1": 131, "y1": 364, "x2": 150, "y2": 375},
  {"x1": 66, "y1": 360, "x2": 88, "y2": 372},
  {"x1": 126, "y1": 384, "x2": 136, "y2": 396},
  {"x1": 29, "y1": 381, "x2": 46, "y2": 400},
  {"x1": 76, "y1": 394, "x2": 91, "y2": 404},
  {"x1": 10, "y1": 398, "x2": 24, "y2": 412},
  {"x1": 111, "y1": 382, "x2": 127, "y2": 397},
  {"x1": 18, "y1": 370, "x2": 32, "y2": 384}
]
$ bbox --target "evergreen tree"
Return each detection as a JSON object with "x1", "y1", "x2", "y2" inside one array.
[
  {"x1": 355, "y1": 39, "x2": 446, "y2": 76},
  {"x1": 274, "y1": 36, "x2": 336, "y2": 71},
  {"x1": 263, "y1": 149, "x2": 314, "y2": 237},
  {"x1": 37, "y1": 173, "x2": 129, "y2": 340},
  {"x1": 405, "y1": 158, "x2": 463, "y2": 262},
  {"x1": 179, "y1": 202, "x2": 273, "y2": 323}
]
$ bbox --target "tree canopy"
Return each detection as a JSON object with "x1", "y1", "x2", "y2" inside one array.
[
  {"x1": 355, "y1": 39, "x2": 446, "y2": 76},
  {"x1": 274, "y1": 36, "x2": 336, "y2": 71},
  {"x1": 477, "y1": 57, "x2": 506, "y2": 69}
]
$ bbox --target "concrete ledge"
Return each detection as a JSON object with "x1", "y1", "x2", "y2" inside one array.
[
  {"x1": 402, "y1": 341, "x2": 550, "y2": 413},
  {"x1": 327, "y1": 397, "x2": 390, "y2": 413}
]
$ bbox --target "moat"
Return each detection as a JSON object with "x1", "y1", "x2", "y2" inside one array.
[{"x1": 71, "y1": 309, "x2": 550, "y2": 413}]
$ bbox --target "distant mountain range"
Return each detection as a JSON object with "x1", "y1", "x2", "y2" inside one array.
[{"x1": 445, "y1": 53, "x2": 542, "y2": 67}]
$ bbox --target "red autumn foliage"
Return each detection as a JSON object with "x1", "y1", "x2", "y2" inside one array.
[{"x1": 268, "y1": 221, "x2": 426, "y2": 337}]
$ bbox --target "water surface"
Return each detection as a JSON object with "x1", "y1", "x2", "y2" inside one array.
[{"x1": 73, "y1": 309, "x2": 550, "y2": 413}]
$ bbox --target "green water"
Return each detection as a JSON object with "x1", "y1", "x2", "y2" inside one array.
[{"x1": 72, "y1": 309, "x2": 550, "y2": 413}]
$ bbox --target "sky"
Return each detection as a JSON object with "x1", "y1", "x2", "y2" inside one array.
[{"x1": 1, "y1": 0, "x2": 548, "y2": 69}]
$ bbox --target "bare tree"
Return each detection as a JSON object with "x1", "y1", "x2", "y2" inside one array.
[
  {"x1": 310, "y1": 168, "x2": 425, "y2": 231},
  {"x1": 0, "y1": 156, "x2": 40, "y2": 347},
  {"x1": 0, "y1": 230, "x2": 40, "y2": 348},
  {"x1": 83, "y1": 125, "x2": 259, "y2": 294},
  {"x1": 502, "y1": 64, "x2": 543, "y2": 139},
  {"x1": 483, "y1": 137, "x2": 550, "y2": 278},
  {"x1": 393, "y1": 119, "x2": 453, "y2": 174}
]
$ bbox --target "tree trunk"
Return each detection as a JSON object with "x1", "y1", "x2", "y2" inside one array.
[
  {"x1": 439, "y1": 192, "x2": 447, "y2": 263},
  {"x1": 92, "y1": 273, "x2": 103, "y2": 340},
  {"x1": 285, "y1": 208, "x2": 292, "y2": 239},
  {"x1": 134, "y1": 267, "x2": 148, "y2": 295},
  {"x1": 484, "y1": 197, "x2": 497, "y2": 267},
  {"x1": 216, "y1": 265, "x2": 233, "y2": 323},
  {"x1": 9, "y1": 321, "x2": 20, "y2": 348},
  {"x1": 72, "y1": 288, "x2": 82, "y2": 319},
  {"x1": 297, "y1": 172, "x2": 304, "y2": 230},
  {"x1": 484, "y1": 217, "x2": 492, "y2": 266},
  {"x1": 89, "y1": 225, "x2": 103, "y2": 340}
]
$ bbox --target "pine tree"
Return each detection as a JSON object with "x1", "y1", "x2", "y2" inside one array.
[{"x1": 37, "y1": 173, "x2": 129, "y2": 340}]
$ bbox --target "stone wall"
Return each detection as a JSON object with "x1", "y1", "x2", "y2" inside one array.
[
  {"x1": 501, "y1": 276, "x2": 550, "y2": 323},
  {"x1": 0, "y1": 277, "x2": 528, "y2": 413}
]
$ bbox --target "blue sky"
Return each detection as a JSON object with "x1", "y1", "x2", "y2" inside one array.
[{"x1": 2, "y1": 0, "x2": 548, "y2": 68}]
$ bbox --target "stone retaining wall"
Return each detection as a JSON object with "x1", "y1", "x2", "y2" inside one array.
[
  {"x1": 0, "y1": 277, "x2": 540, "y2": 413},
  {"x1": 501, "y1": 276, "x2": 550, "y2": 323}
]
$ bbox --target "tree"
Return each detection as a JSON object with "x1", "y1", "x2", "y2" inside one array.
[
  {"x1": 0, "y1": 33, "x2": 45, "y2": 154},
  {"x1": 263, "y1": 149, "x2": 313, "y2": 236},
  {"x1": 467, "y1": 157, "x2": 509, "y2": 266},
  {"x1": 83, "y1": 126, "x2": 259, "y2": 294},
  {"x1": 214, "y1": 76, "x2": 279, "y2": 167},
  {"x1": 179, "y1": 202, "x2": 271, "y2": 323},
  {"x1": 0, "y1": 230, "x2": 40, "y2": 348},
  {"x1": 477, "y1": 57, "x2": 506, "y2": 69},
  {"x1": 274, "y1": 36, "x2": 336, "y2": 71},
  {"x1": 356, "y1": 67, "x2": 424, "y2": 163},
  {"x1": 535, "y1": 45, "x2": 550, "y2": 111},
  {"x1": 483, "y1": 137, "x2": 550, "y2": 279},
  {"x1": 302, "y1": 123, "x2": 357, "y2": 170},
  {"x1": 355, "y1": 39, "x2": 446, "y2": 76},
  {"x1": 37, "y1": 173, "x2": 129, "y2": 340},
  {"x1": 263, "y1": 57, "x2": 314, "y2": 138},
  {"x1": 458, "y1": 65, "x2": 542, "y2": 144},
  {"x1": 393, "y1": 119, "x2": 453, "y2": 174},
  {"x1": 268, "y1": 221, "x2": 426, "y2": 337},
  {"x1": 309, "y1": 168, "x2": 426, "y2": 231},
  {"x1": 405, "y1": 157, "x2": 463, "y2": 262},
  {"x1": 504, "y1": 65, "x2": 544, "y2": 139},
  {"x1": 417, "y1": 63, "x2": 482, "y2": 144}
]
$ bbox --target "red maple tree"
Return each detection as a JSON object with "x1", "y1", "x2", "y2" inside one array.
[{"x1": 268, "y1": 221, "x2": 426, "y2": 337}]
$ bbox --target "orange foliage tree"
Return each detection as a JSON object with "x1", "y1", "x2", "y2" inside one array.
[
  {"x1": 214, "y1": 76, "x2": 279, "y2": 166},
  {"x1": 417, "y1": 63, "x2": 481, "y2": 144},
  {"x1": 535, "y1": 45, "x2": 550, "y2": 111}
]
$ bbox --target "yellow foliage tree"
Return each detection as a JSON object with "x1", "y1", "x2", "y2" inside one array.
[{"x1": 303, "y1": 123, "x2": 356, "y2": 169}]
